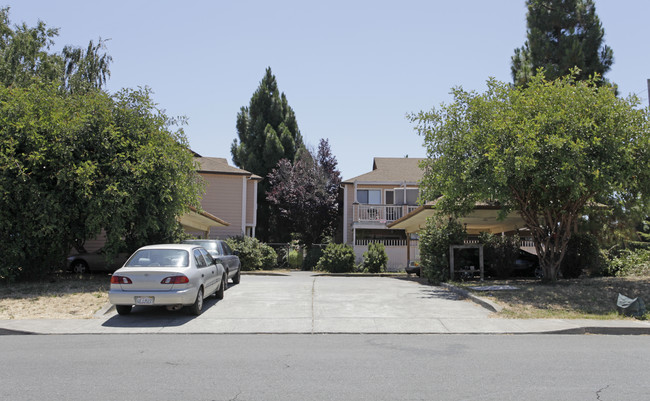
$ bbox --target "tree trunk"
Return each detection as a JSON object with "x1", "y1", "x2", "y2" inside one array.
[{"x1": 511, "y1": 194, "x2": 586, "y2": 283}]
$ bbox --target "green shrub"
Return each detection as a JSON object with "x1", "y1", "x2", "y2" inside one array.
[
  {"x1": 560, "y1": 232, "x2": 600, "y2": 278},
  {"x1": 316, "y1": 243, "x2": 355, "y2": 273},
  {"x1": 363, "y1": 242, "x2": 388, "y2": 273},
  {"x1": 260, "y1": 243, "x2": 278, "y2": 270},
  {"x1": 226, "y1": 236, "x2": 277, "y2": 271},
  {"x1": 479, "y1": 233, "x2": 520, "y2": 279},
  {"x1": 419, "y1": 217, "x2": 467, "y2": 284},
  {"x1": 288, "y1": 249, "x2": 303, "y2": 269},
  {"x1": 602, "y1": 248, "x2": 650, "y2": 277}
]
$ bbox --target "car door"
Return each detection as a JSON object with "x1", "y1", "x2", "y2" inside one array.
[
  {"x1": 201, "y1": 247, "x2": 224, "y2": 292},
  {"x1": 193, "y1": 248, "x2": 218, "y2": 296}
]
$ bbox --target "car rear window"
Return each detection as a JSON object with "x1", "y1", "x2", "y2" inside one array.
[
  {"x1": 125, "y1": 249, "x2": 189, "y2": 267},
  {"x1": 184, "y1": 240, "x2": 222, "y2": 255}
]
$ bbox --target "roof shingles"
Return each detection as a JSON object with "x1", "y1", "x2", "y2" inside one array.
[{"x1": 342, "y1": 157, "x2": 425, "y2": 183}]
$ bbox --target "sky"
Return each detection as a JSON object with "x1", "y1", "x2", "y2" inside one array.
[{"x1": 6, "y1": 0, "x2": 650, "y2": 180}]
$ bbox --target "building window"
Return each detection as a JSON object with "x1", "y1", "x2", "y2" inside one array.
[
  {"x1": 385, "y1": 190, "x2": 394, "y2": 205},
  {"x1": 394, "y1": 188, "x2": 419, "y2": 205},
  {"x1": 357, "y1": 189, "x2": 381, "y2": 204}
]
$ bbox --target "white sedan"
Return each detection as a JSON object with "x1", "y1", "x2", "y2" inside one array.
[{"x1": 109, "y1": 244, "x2": 226, "y2": 316}]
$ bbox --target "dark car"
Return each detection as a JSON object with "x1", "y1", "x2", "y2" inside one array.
[
  {"x1": 67, "y1": 248, "x2": 130, "y2": 274},
  {"x1": 405, "y1": 260, "x2": 421, "y2": 277},
  {"x1": 513, "y1": 249, "x2": 542, "y2": 278},
  {"x1": 182, "y1": 240, "x2": 241, "y2": 285}
]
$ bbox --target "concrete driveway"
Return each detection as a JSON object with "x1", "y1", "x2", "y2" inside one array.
[
  {"x1": 2, "y1": 271, "x2": 650, "y2": 334},
  {"x1": 98, "y1": 271, "x2": 491, "y2": 333}
]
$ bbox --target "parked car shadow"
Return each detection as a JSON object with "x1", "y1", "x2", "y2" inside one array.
[{"x1": 101, "y1": 297, "x2": 222, "y2": 328}]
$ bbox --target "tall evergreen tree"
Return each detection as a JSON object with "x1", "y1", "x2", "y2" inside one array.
[
  {"x1": 231, "y1": 67, "x2": 305, "y2": 241},
  {"x1": 511, "y1": 0, "x2": 614, "y2": 86}
]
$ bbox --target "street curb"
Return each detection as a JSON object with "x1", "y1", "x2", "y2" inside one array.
[
  {"x1": 313, "y1": 273, "x2": 411, "y2": 277},
  {"x1": 441, "y1": 283, "x2": 504, "y2": 313},
  {"x1": 94, "y1": 303, "x2": 115, "y2": 318},
  {"x1": 241, "y1": 272, "x2": 290, "y2": 276},
  {"x1": 0, "y1": 328, "x2": 34, "y2": 335}
]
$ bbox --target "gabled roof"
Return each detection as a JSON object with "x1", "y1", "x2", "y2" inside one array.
[
  {"x1": 195, "y1": 157, "x2": 262, "y2": 179},
  {"x1": 342, "y1": 157, "x2": 425, "y2": 184}
]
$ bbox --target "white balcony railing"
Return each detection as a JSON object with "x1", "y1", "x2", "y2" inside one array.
[
  {"x1": 354, "y1": 204, "x2": 420, "y2": 223},
  {"x1": 355, "y1": 239, "x2": 416, "y2": 246}
]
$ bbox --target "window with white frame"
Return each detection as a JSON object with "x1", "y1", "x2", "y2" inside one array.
[
  {"x1": 357, "y1": 189, "x2": 381, "y2": 204},
  {"x1": 394, "y1": 188, "x2": 419, "y2": 205}
]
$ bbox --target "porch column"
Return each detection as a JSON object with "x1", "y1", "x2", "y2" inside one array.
[
  {"x1": 343, "y1": 185, "x2": 348, "y2": 244},
  {"x1": 406, "y1": 233, "x2": 411, "y2": 264}
]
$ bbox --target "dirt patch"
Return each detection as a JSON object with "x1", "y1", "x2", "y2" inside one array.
[{"x1": 0, "y1": 274, "x2": 110, "y2": 320}]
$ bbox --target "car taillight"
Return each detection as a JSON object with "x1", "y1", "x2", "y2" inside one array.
[
  {"x1": 111, "y1": 275, "x2": 132, "y2": 284},
  {"x1": 161, "y1": 275, "x2": 189, "y2": 284}
]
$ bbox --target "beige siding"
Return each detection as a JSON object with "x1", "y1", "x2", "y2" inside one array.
[
  {"x1": 199, "y1": 173, "x2": 245, "y2": 239},
  {"x1": 344, "y1": 183, "x2": 355, "y2": 245},
  {"x1": 343, "y1": 182, "x2": 419, "y2": 245},
  {"x1": 246, "y1": 179, "x2": 257, "y2": 226}
]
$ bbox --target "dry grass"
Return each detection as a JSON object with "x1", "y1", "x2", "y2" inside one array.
[
  {"x1": 455, "y1": 277, "x2": 650, "y2": 320},
  {"x1": 0, "y1": 274, "x2": 110, "y2": 319}
]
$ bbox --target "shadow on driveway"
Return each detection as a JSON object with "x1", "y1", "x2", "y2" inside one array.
[{"x1": 102, "y1": 297, "x2": 223, "y2": 328}]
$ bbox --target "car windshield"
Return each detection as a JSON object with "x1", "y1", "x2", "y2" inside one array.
[
  {"x1": 125, "y1": 249, "x2": 189, "y2": 267},
  {"x1": 187, "y1": 241, "x2": 221, "y2": 255}
]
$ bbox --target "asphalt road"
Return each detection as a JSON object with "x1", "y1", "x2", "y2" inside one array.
[{"x1": 2, "y1": 334, "x2": 649, "y2": 401}]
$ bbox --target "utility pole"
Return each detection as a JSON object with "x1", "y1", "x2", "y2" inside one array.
[{"x1": 647, "y1": 79, "x2": 650, "y2": 108}]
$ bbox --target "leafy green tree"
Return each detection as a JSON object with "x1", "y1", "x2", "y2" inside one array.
[
  {"x1": 61, "y1": 38, "x2": 112, "y2": 94},
  {"x1": 418, "y1": 217, "x2": 467, "y2": 284},
  {"x1": 412, "y1": 71, "x2": 650, "y2": 283},
  {"x1": 0, "y1": 7, "x2": 62, "y2": 88},
  {"x1": 512, "y1": 0, "x2": 613, "y2": 86},
  {"x1": 231, "y1": 67, "x2": 306, "y2": 241},
  {"x1": 0, "y1": 10, "x2": 203, "y2": 281},
  {"x1": 0, "y1": 7, "x2": 111, "y2": 93},
  {"x1": 0, "y1": 83, "x2": 203, "y2": 281}
]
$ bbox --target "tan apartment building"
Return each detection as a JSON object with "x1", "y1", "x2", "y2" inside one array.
[
  {"x1": 194, "y1": 157, "x2": 261, "y2": 239},
  {"x1": 341, "y1": 157, "x2": 425, "y2": 270}
]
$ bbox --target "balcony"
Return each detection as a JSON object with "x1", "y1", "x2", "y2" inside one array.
[{"x1": 353, "y1": 204, "x2": 419, "y2": 223}]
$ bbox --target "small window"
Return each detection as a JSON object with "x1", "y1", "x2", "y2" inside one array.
[
  {"x1": 406, "y1": 188, "x2": 419, "y2": 205},
  {"x1": 357, "y1": 189, "x2": 381, "y2": 204},
  {"x1": 394, "y1": 188, "x2": 419, "y2": 205},
  {"x1": 385, "y1": 190, "x2": 394, "y2": 205}
]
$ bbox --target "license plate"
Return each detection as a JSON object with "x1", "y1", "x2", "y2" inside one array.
[{"x1": 135, "y1": 296, "x2": 154, "y2": 305}]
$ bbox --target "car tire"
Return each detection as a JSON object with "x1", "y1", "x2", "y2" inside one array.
[
  {"x1": 232, "y1": 269, "x2": 241, "y2": 284},
  {"x1": 215, "y1": 275, "x2": 225, "y2": 300},
  {"x1": 189, "y1": 287, "x2": 204, "y2": 315},
  {"x1": 116, "y1": 305, "x2": 132, "y2": 315},
  {"x1": 70, "y1": 260, "x2": 89, "y2": 274}
]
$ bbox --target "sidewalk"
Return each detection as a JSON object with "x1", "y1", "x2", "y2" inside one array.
[{"x1": 1, "y1": 272, "x2": 649, "y2": 335}]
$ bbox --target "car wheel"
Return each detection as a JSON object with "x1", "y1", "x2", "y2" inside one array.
[
  {"x1": 116, "y1": 305, "x2": 132, "y2": 315},
  {"x1": 232, "y1": 269, "x2": 241, "y2": 284},
  {"x1": 189, "y1": 287, "x2": 204, "y2": 315},
  {"x1": 215, "y1": 275, "x2": 225, "y2": 300},
  {"x1": 70, "y1": 260, "x2": 89, "y2": 274}
]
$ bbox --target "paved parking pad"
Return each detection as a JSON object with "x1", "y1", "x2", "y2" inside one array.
[
  {"x1": 2, "y1": 272, "x2": 650, "y2": 334},
  {"x1": 166, "y1": 272, "x2": 491, "y2": 334}
]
